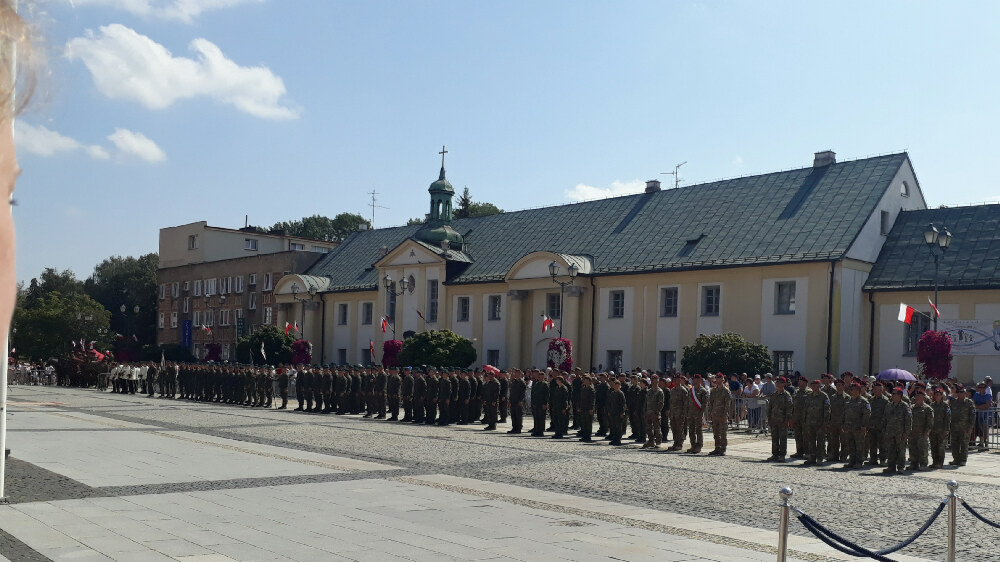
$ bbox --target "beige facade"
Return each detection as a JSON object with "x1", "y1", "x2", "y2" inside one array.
[{"x1": 159, "y1": 221, "x2": 337, "y2": 269}]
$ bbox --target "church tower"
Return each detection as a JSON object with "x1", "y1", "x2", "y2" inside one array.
[{"x1": 417, "y1": 146, "x2": 464, "y2": 247}]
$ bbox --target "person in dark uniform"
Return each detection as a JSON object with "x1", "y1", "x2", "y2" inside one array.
[
  {"x1": 607, "y1": 378, "x2": 626, "y2": 446},
  {"x1": 507, "y1": 369, "x2": 527, "y2": 434},
  {"x1": 551, "y1": 376, "x2": 570, "y2": 438},
  {"x1": 482, "y1": 370, "x2": 500, "y2": 431},
  {"x1": 386, "y1": 366, "x2": 401, "y2": 420},
  {"x1": 498, "y1": 370, "x2": 509, "y2": 423},
  {"x1": 530, "y1": 370, "x2": 549, "y2": 436},
  {"x1": 594, "y1": 372, "x2": 609, "y2": 437},
  {"x1": 449, "y1": 370, "x2": 460, "y2": 423},
  {"x1": 411, "y1": 370, "x2": 426, "y2": 423},
  {"x1": 570, "y1": 369, "x2": 583, "y2": 430},
  {"x1": 277, "y1": 366, "x2": 289, "y2": 409},
  {"x1": 437, "y1": 368, "x2": 452, "y2": 426},
  {"x1": 399, "y1": 367, "x2": 413, "y2": 421},
  {"x1": 578, "y1": 375, "x2": 596, "y2": 442},
  {"x1": 350, "y1": 367, "x2": 362, "y2": 414},
  {"x1": 374, "y1": 367, "x2": 387, "y2": 418},
  {"x1": 424, "y1": 368, "x2": 439, "y2": 424}
]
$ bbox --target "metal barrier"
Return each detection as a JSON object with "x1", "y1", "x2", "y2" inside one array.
[
  {"x1": 730, "y1": 396, "x2": 769, "y2": 434},
  {"x1": 971, "y1": 404, "x2": 1000, "y2": 450}
]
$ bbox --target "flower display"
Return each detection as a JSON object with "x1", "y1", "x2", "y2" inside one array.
[
  {"x1": 547, "y1": 338, "x2": 573, "y2": 371},
  {"x1": 383, "y1": 339, "x2": 403, "y2": 367},
  {"x1": 917, "y1": 330, "x2": 953, "y2": 379},
  {"x1": 291, "y1": 339, "x2": 312, "y2": 365}
]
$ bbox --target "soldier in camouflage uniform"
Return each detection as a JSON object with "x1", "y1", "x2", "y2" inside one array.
[
  {"x1": 949, "y1": 386, "x2": 976, "y2": 466},
  {"x1": 607, "y1": 378, "x2": 627, "y2": 446},
  {"x1": 707, "y1": 375, "x2": 731, "y2": 456},
  {"x1": 667, "y1": 374, "x2": 689, "y2": 451},
  {"x1": 766, "y1": 376, "x2": 794, "y2": 462},
  {"x1": 642, "y1": 375, "x2": 664, "y2": 448},
  {"x1": 841, "y1": 382, "x2": 871, "y2": 469},
  {"x1": 929, "y1": 386, "x2": 951, "y2": 469},
  {"x1": 791, "y1": 377, "x2": 810, "y2": 458},
  {"x1": 882, "y1": 386, "x2": 912, "y2": 474},
  {"x1": 686, "y1": 374, "x2": 709, "y2": 454},
  {"x1": 907, "y1": 389, "x2": 933, "y2": 471},
  {"x1": 802, "y1": 379, "x2": 830, "y2": 465},
  {"x1": 826, "y1": 379, "x2": 848, "y2": 461},
  {"x1": 866, "y1": 383, "x2": 889, "y2": 465}
]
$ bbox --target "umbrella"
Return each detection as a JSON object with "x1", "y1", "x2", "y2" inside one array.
[
  {"x1": 876, "y1": 368, "x2": 916, "y2": 381},
  {"x1": 483, "y1": 365, "x2": 500, "y2": 375}
]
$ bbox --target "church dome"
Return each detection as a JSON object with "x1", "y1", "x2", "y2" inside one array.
[
  {"x1": 418, "y1": 224, "x2": 464, "y2": 246},
  {"x1": 429, "y1": 167, "x2": 454, "y2": 194}
]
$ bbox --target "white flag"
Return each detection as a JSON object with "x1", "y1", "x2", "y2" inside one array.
[{"x1": 260, "y1": 342, "x2": 267, "y2": 361}]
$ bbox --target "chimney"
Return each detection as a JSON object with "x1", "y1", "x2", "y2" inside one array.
[
  {"x1": 357, "y1": 223, "x2": 368, "y2": 231},
  {"x1": 645, "y1": 179, "x2": 661, "y2": 193},
  {"x1": 441, "y1": 239, "x2": 450, "y2": 251},
  {"x1": 813, "y1": 150, "x2": 836, "y2": 167}
]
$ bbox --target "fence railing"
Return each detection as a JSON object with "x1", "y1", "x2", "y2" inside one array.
[{"x1": 730, "y1": 396, "x2": 769, "y2": 434}]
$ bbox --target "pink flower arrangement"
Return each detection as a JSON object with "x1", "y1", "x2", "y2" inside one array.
[
  {"x1": 547, "y1": 338, "x2": 573, "y2": 371},
  {"x1": 917, "y1": 330, "x2": 953, "y2": 379},
  {"x1": 382, "y1": 340, "x2": 403, "y2": 367},
  {"x1": 291, "y1": 339, "x2": 312, "y2": 366}
]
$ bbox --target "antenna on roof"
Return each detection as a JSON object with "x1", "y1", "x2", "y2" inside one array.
[
  {"x1": 368, "y1": 189, "x2": 388, "y2": 229},
  {"x1": 660, "y1": 161, "x2": 687, "y2": 189}
]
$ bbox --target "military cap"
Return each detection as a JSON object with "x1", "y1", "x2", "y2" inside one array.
[
  {"x1": 849, "y1": 382, "x2": 862, "y2": 390},
  {"x1": 776, "y1": 376, "x2": 788, "y2": 383},
  {"x1": 809, "y1": 379, "x2": 821, "y2": 385},
  {"x1": 892, "y1": 386, "x2": 904, "y2": 394},
  {"x1": 914, "y1": 389, "x2": 925, "y2": 396}
]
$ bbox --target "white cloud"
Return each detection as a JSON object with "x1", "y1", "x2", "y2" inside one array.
[
  {"x1": 565, "y1": 179, "x2": 646, "y2": 202},
  {"x1": 733, "y1": 155, "x2": 744, "y2": 166},
  {"x1": 71, "y1": 0, "x2": 263, "y2": 23},
  {"x1": 107, "y1": 128, "x2": 166, "y2": 163},
  {"x1": 65, "y1": 24, "x2": 298, "y2": 120},
  {"x1": 14, "y1": 121, "x2": 110, "y2": 159}
]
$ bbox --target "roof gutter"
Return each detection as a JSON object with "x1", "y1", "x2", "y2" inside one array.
[{"x1": 826, "y1": 260, "x2": 836, "y2": 373}]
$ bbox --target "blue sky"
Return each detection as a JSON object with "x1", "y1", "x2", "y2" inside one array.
[{"x1": 13, "y1": 1, "x2": 1000, "y2": 283}]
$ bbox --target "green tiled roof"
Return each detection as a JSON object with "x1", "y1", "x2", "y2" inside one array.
[
  {"x1": 310, "y1": 153, "x2": 909, "y2": 291},
  {"x1": 864, "y1": 204, "x2": 1000, "y2": 291}
]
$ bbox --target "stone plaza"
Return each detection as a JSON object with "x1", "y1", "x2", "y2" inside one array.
[{"x1": 1, "y1": 386, "x2": 997, "y2": 562}]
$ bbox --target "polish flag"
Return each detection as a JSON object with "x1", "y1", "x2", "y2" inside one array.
[
  {"x1": 927, "y1": 297, "x2": 940, "y2": 319},
  {"x1": 898, "y1": 303, "x2": 915, "y2": 325},
  {"x1": 369, "y1": 339, "x2": 375, "y2": 361},
  {"x1": 293, "y1": 321, "x2": 300, "y2": 333},
  {"x1": 541, "y1": 313, "x2": 555, "y2": 333},
  {"x1": 201, "y1": 324, "x2": 212, "y2": 335},
  {"x1": 284, "y1": 322, "x2": 292, "y2": 335},
  {"x1": 380, "y1": 317, "x2": 389, "y2": 333}
]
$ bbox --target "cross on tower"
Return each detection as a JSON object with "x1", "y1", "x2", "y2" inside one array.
[{"x1": 439, "y1": 145, "x2": 448, "y2": 168}]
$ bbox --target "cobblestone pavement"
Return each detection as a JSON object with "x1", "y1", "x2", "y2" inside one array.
[{"x1": 5, "y1": 386, "x2": 994, "y2": 562}]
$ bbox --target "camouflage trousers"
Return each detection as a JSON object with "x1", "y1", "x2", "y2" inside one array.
[
  {"x1": 908, "y1": 432, "x2": 930, "y2": 468},
  {"x1": 930, "y1": 430, "x2": 948, "y2": 466},
  {"x1": 671, "y1": 415, "x2": 686, "y2": 447},
  {"x1": 884, "y1": 431, "x2": 906, "y2": 469},
  {"x1": 711, "y1": 418, "x2": 728, "y2": 452},
  {"x1": 687, "y1": 416, "x2": 704, "y2": 452},
  {"x1": 770, "y1": 424, "x2": 788, "y2": 458},
  {"x1": 866, "y1": 428, "x2": 884, "y2": 464},
  {"x1": 827, "y1": 423, "x2": 844, "y2": 460},
  {"x1": 802, "y1": 424, "x2": 825, "y2": 462},
  {"x1": 842, "y1": 427, "x2": 866, "y2": 465},
  {"x1": 951, "y1": 427, "x2": 971, "y2": 463},
  {"x1": 644, "y1": 413, "x2": 661, "y2": 445}
]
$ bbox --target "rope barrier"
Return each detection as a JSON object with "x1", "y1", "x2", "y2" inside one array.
[
  {"x1": 961, "y1": 500, "x2": 1000, "y2": 530},
  {"x1": 793, "y1": 499, "x2": 945, "y2": 561}
]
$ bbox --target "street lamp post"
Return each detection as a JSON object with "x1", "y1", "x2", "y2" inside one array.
[
  {"x1": 923, "y1": 222, "x2": 953, "y2": 331},
  {"x1": 548, "y1": 261, "x2": 579, "y2": 339},
  {"x1": 381, "y1": 274, "x2": 410, "y2": 340},
  {"x1": 290, "y1": 282, "x2": 318, "y2": 337}
]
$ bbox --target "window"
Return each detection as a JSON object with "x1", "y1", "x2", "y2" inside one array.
[
  {"x1": 773, "y1": 351, "x2": 794, "y2": 376},
  {"x1": 222, "y1": 344, "x2": 230, "y2": 361},
  {"x1": 226, "y1": 277, "x2": 233, "y2": 294},
  {"x1": 427, "y1": 280, "x2": 439, "y2": 322},
  {"x1": 187, "y1": 234, "x2": 198, "y2": 250},
  {"x1": 658, "y1": 351, "x2": 676, "y2": 373},
  {"x1": 606, "y1": 350, "x2": 623, "y2": 373},
  {"x1": 220, "y1": 310, "x2": 231, "y2": 326},
  {"x1": 362, "y1": 303, "x2": 373, "y2": 325},
  {"x1": 701, "y1": 285, "x2": 720, "y2": 316},
  {"x1": 205, "y1": 310, "x2": 213, "y2": 327},
  {"x1": 235, "y1": 308, "x2": 244, "y2": 321},
  {"x1": 248, "y1": 292, "x2": 257, "y2": 310},
  {"x1": 248, "y1": 273, "x2": 257, "y2": 286},
  {"x1": 905, "y1": 313, "x2": 931, "y2": 355},
  {"x1": 660, "y1": 287, "x2": 678, "y2": 317},
  {"x1": 159, "y1": 284, "x2": 166, "y2": 300},
  {"x1": 609, "y1": 290, "x2": 625, "y2": 318},
  {"x1": 546, "y1": 293, "x2": 561, "y2": 320},
  {"x1": 457, "y1": 297, "x2": 470, "y2": 322},
  {"x1": 290, "y1": 242, "x2": 305, "y2": 251},
  {"x1": 193, "y1": 279, "x2": 202, "y2": 296},
  {"x1": 235, "y1": 275, "x2": 244, "y2": 293},
  {"x1": 263, "y1": 273, "x2": 273, "y2": 291},
  {"x1": 264, "y1": 307, "x2": 273, "y2": 324},
  {"x1": 880, "y1": 210, "x2": 891, "y2": 236},
  {"x1": 183, "y1": 297, "x2": 190, "y2": 314},
  {"x1": 183, "y1": 281, "x2": 190, "y2": 292},
  {"x1": 205, "y1": 278, "x2": 217, "y2": 296},
  {"x1": 488, "y1": 295, "x2": 502, "y2": 321},
  {"x1": 900, "y1": 181, "x2": 910, "y2": 197},
  {"x1": 244, "y1": 238, "x2": 258, "y2": 251},
  {"x1": 775, "y1": 281, "x2": 796, "y2": 314},
  {"x1": 158, "y1": 313, "x2": 164, "y2": 329},
  {"x1": 193, "y1": 310, "x2": 200, "y2": 325},
  {"x1": 486, "y1": 349, "x2": 500, "y2": 366},
  {"x1": 338, "y1": 349, "x2": 347, "y2": 365},
  {"x1": 170, "y1": 312, "x2": 178, "y2": 328},
  {"x1": 312, "y1": 245, "x2": 329, "y2": 253},
  {"x1": 338, "y1": 303, "x2": 348, "y2": 325},
  {"x1": 362, "y1": 347, "x2": 372, "y2": 365},
  {"x1": 172, "y1": 282, "x2": 179, "y2": 298}
]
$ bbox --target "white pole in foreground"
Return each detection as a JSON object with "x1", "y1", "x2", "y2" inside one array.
[
  {"x1": 777, "y1": 487, "x2": 792, "y2": 562},
  {"x1": 946, "y1": 480, "x2": 958, "y2": 562},
  {"x1": 1, "y1": 0, "x2": 19, "y2": 504}
]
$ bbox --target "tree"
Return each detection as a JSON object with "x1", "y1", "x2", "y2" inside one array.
[
  {"x1": 12, "y1": 291, "x2": 111, "y2": 360},
  {"x1": 235, "y1": 324, "x2": 295, "y2": 365},
  {"x1": 22, "y1": 268, "x2": 83, "y2": 309},
  {"x1": 406, "y1": 217, "x2": 425, "y2": 226},
  {"x1": 680, "y1": 332, "x2": 772, "y2": 376},
  {"x1": 398, "y1": 330, "x2": 477, "y2": 368},
  {"x1": 270, "y1": 213, "x2": 371, "y2": 242},
  {"x1": 83, "y1": 254, "x2": 158, "y2": 345},
  {"x1": 454, "y1": 186, "x2": 503, "y2": 219},
  {"x1": 455, "y1": 187, "x2": 473, "y2": 218}
]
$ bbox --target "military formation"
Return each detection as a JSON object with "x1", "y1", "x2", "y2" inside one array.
[{"x1": 102, "y1": 361, "x2": 984, "y2": 472}]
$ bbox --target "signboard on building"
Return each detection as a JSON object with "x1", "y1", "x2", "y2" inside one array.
[
  {"x1": 941, "y1": 319, "x2": 1000, "y2": 356},
  {"x1": 182, "y1": 320, "x2": 192, "y2": 348},
  {"x1": 236, "y1": 318, "x2": 245, "y2": 338}
]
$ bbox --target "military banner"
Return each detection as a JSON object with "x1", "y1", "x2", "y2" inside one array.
[{"x1": 940, "y1": 319, "x2": 1000, "y2": 356}]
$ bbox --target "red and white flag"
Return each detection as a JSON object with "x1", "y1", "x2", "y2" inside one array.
[
  {"x1": 689, "y1": 386, "x2": 703, "y2": 412},
  {"x1": 369, "y1": 339, "x2": 375, "y2": 362},
  {"x1": 380, "y1": 317, "x2": 389, "y2": 333},
  {"x1": 927, "y1": 296, "x2": 940, "y2": 319},
  {"x1": 898, "y1": 303, "x2": 915, "y2": 325},
  {"x1": 260, "y1": 342, "x2": 267, "y2": 361},
  {"x1": 201, "y1": 324, "x2": 212, "y2": 335},
  {"x1": 416, "y1": 310, "x2": 426, "y2": 321},
  {"x1": 284, "y1": 322, "x2": 293, "y2": 335},
  {"x1": 293, "y1": 321, "x2": 300, "y2": 333},
  {"x1": 541, "y1": 313, "x2": 555, "y2": 333}
]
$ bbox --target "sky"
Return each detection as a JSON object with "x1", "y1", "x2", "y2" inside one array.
[{"x1": 12, "y1": 0, "x2": 1000, "y2": 283}]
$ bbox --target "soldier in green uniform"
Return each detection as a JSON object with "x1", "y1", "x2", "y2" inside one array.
[
  {"x1": 667, "y1": 374, "x2": 689, "y2": 451},
  {"x1": 827, "y1": 379, "x2": 848, "y2": 461},
  {"x1": 791, "y1": 376, "x2": 810, "y2": 458},
  {"x1": 607, "y1": 378, "x2": 627, "y2": 446},
  {"x1": 929, "y1": 386, "x2": 951, "y2": 469},
  {"x1": 508, "y1": 369, "x2": 527, "y2": 434},
  {"x1": 457, "y1": 370, "x2": 472, "y2": 424},
  {"x1": 277, "y1": 366, "x2": 289, "y2": 409},
  {"x1": 802, "y1": 379, "x2": 830, "y2": 465},
  {"x1": 659, "y1": 377, "x2": 670, "y2": 446},
  {"x1": 424, "y1": 367, "x2": 438, "y2": 424},
  {"x1": 949, "y1": 386, "x2": 976, "y2": 466},
  {"x1": 686, "y1": 374, "x2": 708, "y2": 453},
  {"x1": 482, "y1": 370, "x2": 500, "y2": 431},
  {"x1": 550, "y1": 375, "x2": 570, "y2": 438},
  {"x1": 907, "y1": 389, "x2": 933, "y2": 471},
  {"x1": 841, "y1": 382, "x2": 871, "y2": 468},
  {"x1": 410, "y1": 370, "x2": 426, "y2": 423},
  {"x1": 437, "y1": 368, "x2": 452, "y2": 426},
  {"x1": 595, "y1": 372, "x2": 609, "y2": 437},
  {"x1": 707, "y1": 374, "x2": 731, "y2": 456},
  {"x1": 385, "y1": 366, "x2": 401, "y2": 420},
  {"x1": 530, "y1": 370, "x2": 549, "y2": 436},
  {"x1": 399, "y1": 367, "x2": 413, "y2": 421},
  {"x1": 882, "y1": 386, "x2": 912, "y2": 474},
  {"x1": 643, "y1": 374, "x2": 665, "y2": 449},
  {"x1": 578, "y1": 375, "x2": 596, "y2": 442},
  {"x1": 498, "y1": 370, "x2": 509, "y2": 424},
  {"x1": 866, "y1": 383, "x2": 889, "y2": 465},
  {"x1": 373, "y1": 367, "x2": 387, "y2": 418},
  {"x1": 295, "y1": 364, "x2": 310, "y2": 411},
  {"x1": 766, "y1": 376, "x2": 794, "y2": 462}
]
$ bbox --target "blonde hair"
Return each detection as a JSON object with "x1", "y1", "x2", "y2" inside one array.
[{"x1": 0, "y1": 0, "x2": 34, "y2": 116}]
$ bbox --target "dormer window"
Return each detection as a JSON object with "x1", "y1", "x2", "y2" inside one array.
[{"x1": 900, "y1": 181, "x2": 910, "y2": 197}]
